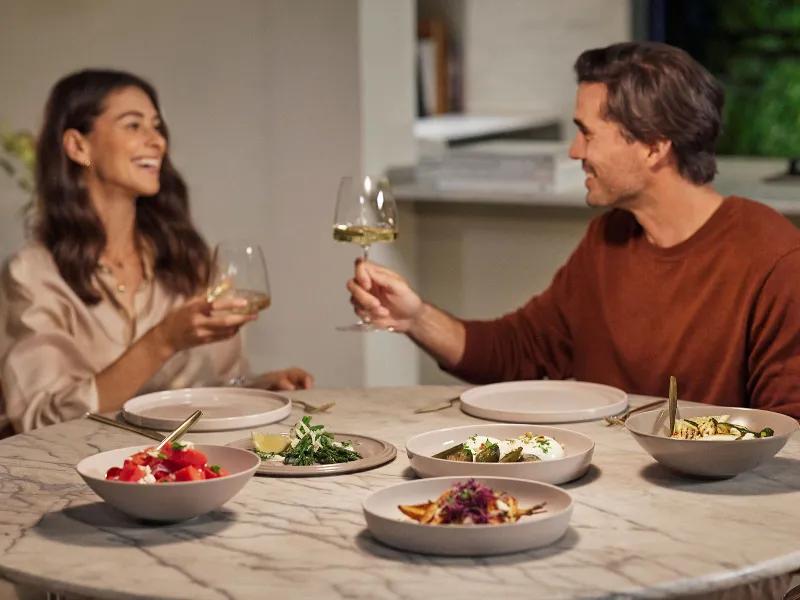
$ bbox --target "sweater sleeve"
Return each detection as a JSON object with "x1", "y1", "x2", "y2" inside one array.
[
  {"x1": 747, "y1": 249, "x2": 800, "y2": 419},
  {"x1": 443, "y1": 222, "x2": 594, "y2": 385},
  {"x1": 0, "y1": 254, "x2": 100, "y2": 433}
]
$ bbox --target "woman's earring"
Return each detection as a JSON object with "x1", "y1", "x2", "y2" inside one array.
[{"x1": 84, "y1": 159, "x2": 91, "y2": 167}]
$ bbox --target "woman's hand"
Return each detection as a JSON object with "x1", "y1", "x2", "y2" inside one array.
[
  {"x1": 152, "y1": 295, "x2": 258, "y2": 357},
  {"x1": 253, "y1": 367, "x2": 314, "y2": 391}
]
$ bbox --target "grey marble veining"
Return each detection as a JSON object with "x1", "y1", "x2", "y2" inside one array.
[{"x1": 0, "y1": 386, "x2": 798, "y2": 600}]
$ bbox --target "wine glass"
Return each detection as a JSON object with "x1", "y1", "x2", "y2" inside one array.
[
  {"x1": 333, "y1": 175, "x2": 398, "y2": 332},
  {"x1": 207, "y1": 240, "x2": 271, "y2": 386},
  {"x1": 207, "y1": 240, "x2": 272, "y2": 315}
]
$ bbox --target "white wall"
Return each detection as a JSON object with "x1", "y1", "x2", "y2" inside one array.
[
  {"x1": 464, "y1": 0, "x2": 631, "y2": 120},
  {"x1": 0, "y1": 0, "x2": 365, "y2": 388},
  {"x1": 417, "y1": 204, "x2": 597, "y2": 384}
]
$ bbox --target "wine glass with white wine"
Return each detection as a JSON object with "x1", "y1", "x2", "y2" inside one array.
[
  {"x1": 207, "y1": 240, "x2": 272, "y2": 315},
  {"x1": 333, "y1": 175, "x2": 398, "y2": 332}
]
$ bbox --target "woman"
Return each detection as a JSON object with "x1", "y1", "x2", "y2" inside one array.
[{"x1": 0, "y1": 69, "x2": 313, "y2": 435}]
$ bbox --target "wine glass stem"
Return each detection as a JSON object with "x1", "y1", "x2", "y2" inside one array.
[{"x1": 360, "y1": 244, "x2": 371, "y2": 325}]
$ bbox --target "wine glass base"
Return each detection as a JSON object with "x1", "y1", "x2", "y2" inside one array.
[{"x1": 336, "y1": 322, "x2": 394, "y2": 333}]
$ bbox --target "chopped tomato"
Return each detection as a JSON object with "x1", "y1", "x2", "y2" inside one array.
[
  {"x1": 169, "y1": 448, "x2": 209, "y2": 469},
  {"x1": 118, "y1": 462, "x2": 146, "y2": 483},
  {"x1": 126, "y1": 451, "x2": 151, "y2": 466},
  {"x1": 105, "y1": 467, "x2": 122, "y2": 480},
  {"x1": 104, "y1": 445, "x2": 227, "y2": 483},
  {"x1": 202, "y1": 466, "x2": 229, "y2": 479},
  {"x1": 152, "y1": 468, "x2": 172, "y2": 482},
  {"x1": 173, "y1": 466, "x2": 206, "y2": 481}
]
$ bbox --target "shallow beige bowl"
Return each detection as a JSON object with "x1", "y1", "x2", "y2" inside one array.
[
  {"x1": 362, "y1": 476, "x2": 573, "y2": 556},
  {"x1": 626, "y1": 406, "x2": 798, "y2": 479},
  {"x1": 405, "y1": 424, "x2": 594, "y2": 485},
  {"x1": 76, "y1": 444, "x2": 260, "y2": 522}
]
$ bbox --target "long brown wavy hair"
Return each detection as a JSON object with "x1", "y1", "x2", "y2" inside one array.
[{"x1": 35, "y1": 69, "x2": 211, "y2": 305}]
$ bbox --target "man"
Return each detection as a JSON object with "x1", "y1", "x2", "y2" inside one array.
[{"x1": 347, "y1": 41, "x2": 800, "y2": 419}]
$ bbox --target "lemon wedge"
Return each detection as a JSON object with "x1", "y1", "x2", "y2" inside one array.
[{"x1": 251, "y1": 432, "x2": 290, "y2": 453}]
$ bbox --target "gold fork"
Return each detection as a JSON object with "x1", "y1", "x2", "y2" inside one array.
[
  {"x1": 292, "y1": 400, "x2": 335, "y2": 414},
  {"x1": 414, "y1": 397, "x2": 460, "y2": 414},
  {"x1": 604, "y1": 399, "x2": 666, "y2": 427}
]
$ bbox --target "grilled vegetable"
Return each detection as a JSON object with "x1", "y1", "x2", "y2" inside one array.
[
  {"x1": 475, "y1": 444, "x2": 500, "y2": 462},
  {"x1": 670, "y1": 414, "x2": 775, "y2": 440},
  {"x1": 432, "y1": 443, "x2": 471, "y2": 461},
  {"x1": 672, "y1": 419, "x2": 700, "y2": 439},
  {"x1": 499, "y1": 447, "x2": 523, "y2": 463}
]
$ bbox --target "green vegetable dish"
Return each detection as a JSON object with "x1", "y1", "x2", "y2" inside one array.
[{"x1": 251, "y1": 416, "x2": 362, "y2": 466}]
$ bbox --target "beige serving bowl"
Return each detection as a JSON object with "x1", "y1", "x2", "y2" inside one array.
[
  {"x1": 76, "y1": 444, "x2": 261, "y2": 522},
  {"x1": 625, "y1": 405, "x2": 798, "y2": 479},
  {"x1": 405, "y1": 424, "x2": 594, "y2": 485}
]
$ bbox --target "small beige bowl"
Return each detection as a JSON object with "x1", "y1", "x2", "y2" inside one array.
[
  {"x1": 626, "y1": 406, "x2": 798, "y2": 479},
  {"x1": 76, "y1": 444, "x2": 260, "y2": 522}
]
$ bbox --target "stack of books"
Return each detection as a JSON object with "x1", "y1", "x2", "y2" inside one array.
[{"x1": 414, "y1": 140, "x2": 585, "y2": 194}]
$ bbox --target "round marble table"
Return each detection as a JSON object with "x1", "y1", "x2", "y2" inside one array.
[{"x1": 0, "y1": 386, "x2": 798, "y2": 600}]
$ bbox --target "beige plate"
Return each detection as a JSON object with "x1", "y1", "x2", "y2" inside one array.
[
  {"x1": 460, "y1": 381, "x2": 628, "y2": 423},
  {"x1": 122, "y1": 388, "x2": 291, "y2": 432},
  {"x1": 226, "y1": 433, "x2": 397, "y2": 477}
]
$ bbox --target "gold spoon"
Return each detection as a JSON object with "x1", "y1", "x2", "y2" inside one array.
[
  {"x1": 603, "y1": 399, "x2": 666, "y2": 426},
  {"x1": 668, "y1": 375, "x2": 678, "y2": 436},
  {"x1": 156, "y1": 410, "x2": 203, "y2": 452},
  {"x1": 86, "y1": 413, "x2": 163, "y2": 441}
]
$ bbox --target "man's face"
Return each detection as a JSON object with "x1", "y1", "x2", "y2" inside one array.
[{"x1": 568, "y1": 83, "x2": 651, "y2": 208}]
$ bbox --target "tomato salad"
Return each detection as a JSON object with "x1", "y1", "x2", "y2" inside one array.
[{"x1": 105, "y1": 441, "x2": 229, "y2": 483}]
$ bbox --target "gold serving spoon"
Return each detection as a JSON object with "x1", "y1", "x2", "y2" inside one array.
[
  {"x1": 156, "y1": 410, "x2": 203, "y2": 452},
  {"x1": 667, "y1": 375, "x2": 679, "y2": 436},
  {"x1": 86, "y1": 413, "x2": 163, "y2": 441}
]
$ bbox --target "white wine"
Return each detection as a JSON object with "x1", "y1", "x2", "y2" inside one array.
[
  {"x1": 333, "y1": 224, "x2": 398, "y2": 245},
  {"x1": 212, "y1": 289, "x2": 272, "y2": 315}
]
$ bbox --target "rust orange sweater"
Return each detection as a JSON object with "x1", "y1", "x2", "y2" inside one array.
[{"x1": 448, "y1": 196, "x2": 800, "y2": 418}]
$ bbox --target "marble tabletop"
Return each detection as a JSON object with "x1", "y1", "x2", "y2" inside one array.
[{"x1": 0, "y1": 386, "x2": 798, "y2": 600}]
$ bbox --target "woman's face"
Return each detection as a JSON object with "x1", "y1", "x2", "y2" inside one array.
[{"x1": 77, "y1": 86, "x2": 167, "y2": 198}]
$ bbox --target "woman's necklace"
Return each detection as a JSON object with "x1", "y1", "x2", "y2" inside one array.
[
  {"x1": 101, "y1": 241, "x2": 139, "y2": 294},
  {"x1": 99, "y1": 260, "x2": 128, "y2": 293}
]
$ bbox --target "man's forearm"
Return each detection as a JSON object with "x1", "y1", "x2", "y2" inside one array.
[{"x1": 406, "y1": 303, "x2": 466, "y2": 369}]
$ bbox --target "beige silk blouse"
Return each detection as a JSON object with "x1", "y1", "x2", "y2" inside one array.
[{"x1": 0, "y1": 242, "x2": 247, "y2": 433}]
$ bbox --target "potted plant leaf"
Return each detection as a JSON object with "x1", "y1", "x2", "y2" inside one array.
[{"x1": 0, "y1": 127, "x2": 36, "y2": 234}]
